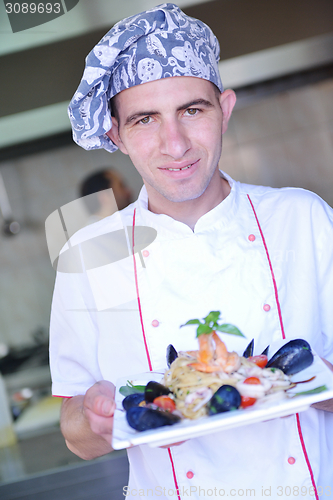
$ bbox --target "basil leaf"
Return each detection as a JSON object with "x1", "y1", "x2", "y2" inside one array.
[
  {"x1": 196, "y1": 324, "x2": 212, "y2": 336},
  {"x1": 119, "y1": 383, "x2": 146, "y2": 396},
  {"x1": 215, "y1": 324, "x2": 245, "y2": 337},
  {"x1": 204, "y1": 311, "x2": 221, "y2": 324},
  {"x1": 292, "y1": 385, "x2": 328, "y2": 397},
  {"x1": 181, "y1": 319, "x2": 201, "y2": 326}
]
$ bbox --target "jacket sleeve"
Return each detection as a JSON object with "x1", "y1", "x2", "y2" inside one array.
[{"x1": 49, "y1": 266, "x2": 103, "y2": 397}]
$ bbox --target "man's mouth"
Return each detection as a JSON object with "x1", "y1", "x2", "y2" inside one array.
[{"x1": 165, "y1": 165, "x2": 192, "y2": 172}]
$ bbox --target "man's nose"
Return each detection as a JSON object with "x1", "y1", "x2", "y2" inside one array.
[{"x1": 159, "y1": 119, "x2": 191, "y2": 159}]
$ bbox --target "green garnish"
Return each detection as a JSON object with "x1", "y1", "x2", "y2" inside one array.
[
  {"x1": 181, "y1": 310, "x2": 244, "y2": 338},
  {"x1": 119, "y1": 380, "x2": 146, "y2": 396},
  {"x1": 291, "y1": 385, "x2": 328, "y2": 397}
]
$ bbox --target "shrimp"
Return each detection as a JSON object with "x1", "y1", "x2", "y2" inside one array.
[{"x1": 189, "y1": 331, "x2": 240, "y2": 374}]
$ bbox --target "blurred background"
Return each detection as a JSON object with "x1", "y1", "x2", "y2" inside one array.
[{"x1": 0, "y1": 0, "x2": 332, "y2": 498}]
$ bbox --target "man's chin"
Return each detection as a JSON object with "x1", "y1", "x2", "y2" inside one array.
[{"x1": 158, "y1": 183, "x2": 210, "y2": 204}]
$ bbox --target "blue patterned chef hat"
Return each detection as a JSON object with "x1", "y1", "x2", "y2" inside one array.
[{"x1": 68, "y1": 3, "x2": 223, "y2": 153}]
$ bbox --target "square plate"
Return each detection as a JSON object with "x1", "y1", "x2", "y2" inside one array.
[{"x1": 112, "y1": 350, "x2": 333, "y2": 450}]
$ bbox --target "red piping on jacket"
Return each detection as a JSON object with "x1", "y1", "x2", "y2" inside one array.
[
  {"x1": 247, "y1": 194, "x2": 285, "y2": 340},
  {"x1": 132, "y1": 209, "x2": 153, "y2": 372},
  {"x1": 247, "y1": 194, "x2": 318, "y2": 500},
  {"x1": 132, "y1": 209, "x2": 181, "y2": 498},
  {"x1": 168, "y1": 449, "x2": 182, "y2": 500},
  {"x1": 296, "y1": 414, "x2": 319, "y2": 500}
]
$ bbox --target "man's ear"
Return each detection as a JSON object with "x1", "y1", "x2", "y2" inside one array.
[
  {"x1": 219, "y1": 89, "x2": 237, "y2": 134},
  {"x1": 106, "y1": 117, "x2": 129, "y2": 155}
]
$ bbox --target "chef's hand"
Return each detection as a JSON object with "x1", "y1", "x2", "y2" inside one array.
[
  {"x1": 160, "y1": 441, "x2": 186, "y2": 448},
  {"x1": 83, "y1": 380, "x2": 116, "y2": 443},
  {"x1": 311, "y1": 358, "x2": 333, "y2": 413},
  {"x1": 61, "y1": 380, "x2": 115, "y2": 460}
]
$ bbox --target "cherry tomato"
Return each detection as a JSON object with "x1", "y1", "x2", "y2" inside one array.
[
  {"x1": 153, "y1": 396, "x2": 176, "y2": 412},
  {"x1": 244, "y1": 376, "x2": 261, "y2": 385},
  {"x1": 248, "y1": 355, "x2": 268, "y2": 368},
  {"x1": 241, "y1": 396, "x2": 257, "y2": 408}
]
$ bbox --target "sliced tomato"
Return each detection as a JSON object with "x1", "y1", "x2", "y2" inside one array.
[
  {"x1": 241, "y1": 396, "x2": 257, "y2": 408},
  {"x1": 153, "y1": 396, "x2": 176, "y2": 412},
  {"x1": 244, "y1": 376, "x2": 261, "y2": 385},
  {"x1": 248, "y1": 355, "x2": 268, "y2": 368}
]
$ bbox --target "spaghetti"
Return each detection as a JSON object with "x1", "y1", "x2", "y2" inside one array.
[{"x1": 163, "y1": 351, "x2": 293, "y2": 419}]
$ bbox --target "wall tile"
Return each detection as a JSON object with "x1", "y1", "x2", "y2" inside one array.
[
  {"x1": 0, "y1": 265, "x2": 47, "y2": 346},
  {"x1": 317, "y1": 79, "x2": 333, "y2": 123},
  {"x1": 237, "y1": 135, "x2": 293, "y2": 188},
  {"x1": 232, "y1": 97, "x2": 282, "y2": 144},
  {"x1": 284, "y1": 127, "x2": 333, "y2": 206},
  {"x1": 275, "y1": 85, "x2": 326, "y2": 133}
]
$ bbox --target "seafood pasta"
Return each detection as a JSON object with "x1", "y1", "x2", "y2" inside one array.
[
  {"x1": 123, "y1": 313, "x2": 316, "y2": 428},
  {"x1": 163, "y1": 353, "x2": 237, "y2": 418},
  {"x1": 163, "y1": 350, "x2": 293, "y2": 419},
  {"x1": 160, "y1": 313, "x2": 315, "y2": 420}
]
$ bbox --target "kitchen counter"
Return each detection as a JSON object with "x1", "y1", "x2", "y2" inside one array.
[
  {"x1": 0, "y1": 429, "x2": 129, "y2": 500},
  {"x1": 0, "y1": 364, "x2": 129, "y2": 499}
]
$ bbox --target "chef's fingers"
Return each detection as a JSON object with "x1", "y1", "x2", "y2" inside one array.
[
  {"x1": 84, "y1": 380, "x2": 116, "y2": 417},
  {"x1": 84, "y1": 405, "x2": 115, "y2": 440},
  {"x1": 160, "y1": 441, "x2": 186, "y2": 448}
]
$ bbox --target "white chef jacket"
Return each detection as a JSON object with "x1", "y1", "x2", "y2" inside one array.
[{"x1": 50, "y1": 172, "x2": 333, "y2": 500}]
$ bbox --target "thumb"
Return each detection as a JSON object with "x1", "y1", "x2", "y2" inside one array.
[
  {"x1": 85, "y1": 392, "x2": 115, "y2": 416},
  {"x1": 101, "y1": 398, "x2": 115, "y2": 416}
]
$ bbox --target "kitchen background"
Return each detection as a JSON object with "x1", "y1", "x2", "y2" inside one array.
[
  {"x1": 0, "y1": 0, "x2": 332, "y2": 498},
  {"x1": 1, "y1": 77, "x2": 333, "y2": 348}
]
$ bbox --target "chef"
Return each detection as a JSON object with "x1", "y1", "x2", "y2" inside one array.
[{"x1": 50, "y1": 4, "x2": 333, "y2": 499}]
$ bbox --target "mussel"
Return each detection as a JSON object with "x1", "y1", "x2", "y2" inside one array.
[
  {"x1": 144, "y1": 381, "x2": 171, "y2": 403},
  {"x1": 266, "y1": 339, "x2": 313, "y2": 375},
  {"x1": 122, "y1": 393, "x2": 145, "y2": 411},
  {"x1": 243, "y1": 339, "x2": 269, "y2": 357},
  {"x1": 261, "y1": 345, "x2": 269, "y2": 356},
  {"x1": 208, "y1": 385, "x2": 241, "y2": 415},
  {"x1": 166, "y1": 344, "x2": 178, "y2": 368},
  {"x1": 126, "y1": 406, "x2": 181, "y2": 431},
  {"x1": 243, "y1": 339, "x2": 254, "y2": 358}
]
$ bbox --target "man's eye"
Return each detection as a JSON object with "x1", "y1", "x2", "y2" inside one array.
[
  {"x1": 139, "y1": 116, "x2": 151, "y2": 124},
  {"x1": 186, "y1": 108, "x2": 198, "y2": 116}
]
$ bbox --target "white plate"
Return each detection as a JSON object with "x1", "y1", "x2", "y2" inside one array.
[{"x1": 112, "y1": 350, "x2": 333, "y2": 450}]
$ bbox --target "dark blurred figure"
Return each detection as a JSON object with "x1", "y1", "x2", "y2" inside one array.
[{"x1": 80, "y1": 168, "x2": 133, "y2": 221}]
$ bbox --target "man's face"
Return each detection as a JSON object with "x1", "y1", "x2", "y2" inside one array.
[{"x1": 108, "y1": 77, "x2": 234, "y2": 211}]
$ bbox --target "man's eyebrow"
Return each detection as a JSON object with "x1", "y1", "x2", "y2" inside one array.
[
  {"x1": 176, "y1": 98, "x2": 214, "y2": 111},
  {"x1": 124, "y1": 99, "x2": 214, "y2": 126},
  {"x1": 124, "y1": 111, "x2": 159, "y2": 126}
]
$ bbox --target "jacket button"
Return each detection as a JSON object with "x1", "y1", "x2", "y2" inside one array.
[
  {"x1": 186, "y1": 471, "x2": 194, "y2": 479},
  {"x1": 143, "y1": 250, "x2": 149, "y2": 257},
  {"x1": 151, "y1": 320, "x2": 159, "y2": 327},
  {"x1": 248, "y1": 234, "x2": 256, "y2": 242},
  {"x1": 263, "y1": 304, "x2": 271, "y2": 312},
  {"x1": 288, "y1": 457, "x2": 296, "y2": 465}
]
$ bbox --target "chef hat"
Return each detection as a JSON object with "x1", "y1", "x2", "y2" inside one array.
[{"x1": 68, "y1": 3, "x2": 223, "y2": 153}]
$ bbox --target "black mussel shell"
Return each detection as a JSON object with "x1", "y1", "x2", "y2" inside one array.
[
  {"x1": 166, "y1": 344, "x2": 178, "y2": 368},
  {"x1": 261, "y1": 345, "x2": 269, "y2": 356},
  {"x1": 126, "y1": 406, "x2": 180, "y2": 431},
  {"x1": 122, "y1": 393, "x2": 145, "y2": 411},
  {"x1": 144, "y1": 381, "x2": 171, "y2": 403},
  {"x1": 266, "y1": 339, "x2": 313, "y2": 375},
  {"x1": 243, "y1": 339, "x2": 254, "y2": 358},
  {"x1": 208, "y1": 385, "x2": 241, "y2": 415}
]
